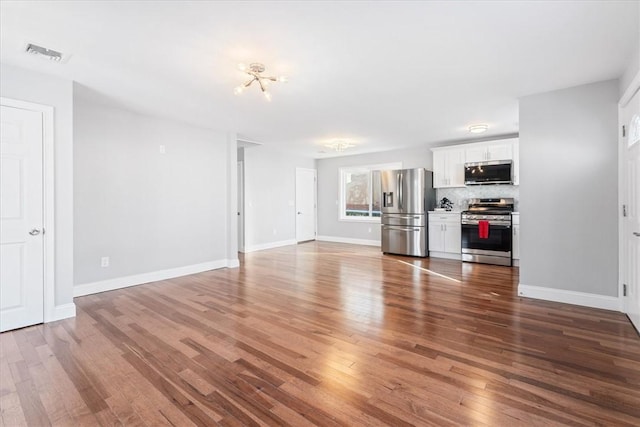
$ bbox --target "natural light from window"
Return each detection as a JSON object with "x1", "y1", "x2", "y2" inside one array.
[{"x1": 339, "y1": 162, "x2": 402, "y2": 221}]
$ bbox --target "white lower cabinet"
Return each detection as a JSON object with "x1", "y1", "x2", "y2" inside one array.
[
  {"x1": 428, "y1": 212, "x2": 461, "y2": 258},
  {"x1": 512, "y1": 213, "x2": 520, "y2": 261}
]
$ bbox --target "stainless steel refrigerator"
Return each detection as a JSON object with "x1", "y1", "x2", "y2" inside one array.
[{"x1": 380, "y1": 168, "x2": 436, "y2": 257}]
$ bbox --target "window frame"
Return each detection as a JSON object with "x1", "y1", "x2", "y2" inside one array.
[{"x1": 338, "y1": 162, "x2": 402, "y2": 222}]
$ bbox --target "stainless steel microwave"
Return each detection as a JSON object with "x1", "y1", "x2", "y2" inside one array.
[{"x1": 464, "y1": 160, "x2": 513, "y2": 185}]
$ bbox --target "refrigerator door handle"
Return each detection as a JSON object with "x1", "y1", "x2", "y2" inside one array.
[
  {"x1": 384, "y1": 226, "x2": 421, "y2": 232},
  {"x1": 398, "y1": 173, "x2": 404, "y2": 211}
]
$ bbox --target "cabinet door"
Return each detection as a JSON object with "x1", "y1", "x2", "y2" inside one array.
[
  {"x1": 447, "y1": 149, "x2": 466, "y2": 187},
  {"x1": 444, "y1": 223, "x2": 462, "y2": 254},
  {"x1": 486, "y1": 142, "x2": 513, "y2": 161},
  {"x1": 432, "y1": 151, "x2": 446, "y2": 188},
  {"x1": 465, "y1": 145, "x2": 487, "y2": 162},
  {"x1": 428, "y1": 223, "x2": 444, "y2": 252}
]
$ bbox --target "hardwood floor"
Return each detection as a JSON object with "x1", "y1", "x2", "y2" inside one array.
[{"x1": 2, "y1": 241, "x2": 639, "y2": 426}]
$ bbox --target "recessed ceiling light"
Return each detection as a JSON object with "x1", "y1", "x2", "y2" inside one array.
[
  {"x1": 468, "y1": 124, "x2": 489, "y2": 134},
  {"x1": 25, "y1": 43, "x2": 64, "y2": 62}
]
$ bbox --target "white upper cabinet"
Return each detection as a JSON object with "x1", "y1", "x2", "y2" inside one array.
[
  {"x1": 431, "y1": 138, "x2": 519, "y2": 188},
  {"x1": 432, "y1": 147, "x2": 465, "y2": 188},
  {"x1": 464, "y1": 140, "x2": 514, "y2": 162}
]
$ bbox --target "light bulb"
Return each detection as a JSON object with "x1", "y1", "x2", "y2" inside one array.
[
  {"x1": 277, "y1": 76, "x2": 288, "y2": 83},
  {"x1": 263, "y1": 91, "x2": 272, "y2": 102},
  {"x1": 237, "y1": 63, "x2": 247, "y2": 71},
  {"x1": 233, "y1": 86, "x2": 244, "y2": 96}
]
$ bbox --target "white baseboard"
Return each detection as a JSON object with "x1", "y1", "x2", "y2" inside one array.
[
  {"x1": 428, "y1": 251, "x2": 461, "y2": 260},
  {"x1": 316, "y1": 235, "x2": 380, "y2": 247},
  {"x1": 242, "y1": 239, "x2": 297, "y2": 253},
  {"x1": 74, "y1": 260, "x2": 228, "y2": 297},
  {"x1": 227, "y1": 258, "x2": 240, "y2": 268},
  {"x1": 45, "y1": 303, "x2": 76, "y2": 323},
  {"x1": 518, "y1": 284, "x2": 620, "y2": 312}
]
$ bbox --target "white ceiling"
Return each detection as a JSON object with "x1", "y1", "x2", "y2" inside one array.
[{"x1": 1, "y1": 1, "x2": 638, "y2": 158}]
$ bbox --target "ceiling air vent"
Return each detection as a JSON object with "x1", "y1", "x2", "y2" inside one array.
[{"x1": 25, "y1": 43, "x2": 63, "y2": 62}]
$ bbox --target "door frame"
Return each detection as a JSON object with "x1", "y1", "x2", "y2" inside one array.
[
  {"x1": 1, "y1": 97, "x2": 56, "y2": 323},
  {"x1": 237, "y1": 160, "x2": 245, "y2": 253},
  {"x1": 618, "y1": 71, "x2": 640, "y2": 313},
  {"x1": 295, "y1": 167, "x2": 317, "y2": 242}
]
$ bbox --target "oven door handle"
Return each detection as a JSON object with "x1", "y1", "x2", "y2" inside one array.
[{"x1": 461, "y1": 221, "x2": 511, "y2": 227}]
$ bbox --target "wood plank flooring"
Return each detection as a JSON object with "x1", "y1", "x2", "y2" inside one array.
[{"x1": 2, "y1": 241, "x2": 639, "y2": 426}]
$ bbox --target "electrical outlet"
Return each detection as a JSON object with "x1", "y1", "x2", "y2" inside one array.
[
  {"x1": 159, "y1": 145, "x2": 166, "y2": 154},
  {"x1": 101, "y1": 256, "x2": 109, "y2": 267},
  {"x1": 368, "y1": 227, "x2": 372, "y2": 233},
  {"x1": 273, "y1": 228, "x2": 277, "y2": 235}
]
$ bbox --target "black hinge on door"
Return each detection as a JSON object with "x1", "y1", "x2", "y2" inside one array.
[
  {"x1": 623, "y1": 204, "x2": 628, "y2": 217},
  {"x1": 623, "y1": 284, "x2": 627, "y2": 297},
  {"x1": 622, "y1": 125, "x2": 626, "y2": 137}
]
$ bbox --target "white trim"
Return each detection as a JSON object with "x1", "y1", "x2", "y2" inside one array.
[
  {"x1": 47, "y1": 303, "x2": 76, "y2": 322},
  {"x1": 620, "y1": 70, "x2": 640, "y2": 108},
  {"x1": 316, "y1": 235, "x2": 380, "y2": 247},
  {"x1": 74, "y1": 260, "x2": 228, "y2": 297},
  {"x1": 518, "y1": 284, "x2": 620, "y2": 312},
  {"x1": 428, "y1": 251, "x2": 461, "y2": 260},
  {"x1": 241, "y1": 239, "x2": 297, "y2": 253},
  {"x1": 1, "y1": 97, "x2": 59, "y2": 324},
  {"x1": 227, "y1": 258, "x2": 240, "y2": 268}
]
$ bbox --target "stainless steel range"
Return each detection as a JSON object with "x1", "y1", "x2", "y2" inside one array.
[{"x1": 461, "y1": 198, "x2": 514, "y2": 266}]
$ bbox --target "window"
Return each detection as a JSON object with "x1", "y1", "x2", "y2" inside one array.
[{"x1": 339, "y1": 162, "x2": 402, "y2": 221}]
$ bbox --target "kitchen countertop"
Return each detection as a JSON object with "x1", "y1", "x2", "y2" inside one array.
[{"x1": 428, "y1": 210, "x2": 462, "y2": 213}]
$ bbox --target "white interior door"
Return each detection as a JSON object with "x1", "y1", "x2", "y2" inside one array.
[
  {"x1": 622, "y1": 84, "x2": 640, "y2": 332},
  {"x1": 296, "y1": 168, "x2": 316, "y2": 242},
  {"x1": 237, "y1": 161, "x2": 245, "y2": 253},
  {"x1": 1, "y1": 105, "x2": 44, "y2": 332}
]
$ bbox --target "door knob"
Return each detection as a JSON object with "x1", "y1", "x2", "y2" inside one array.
[
  {"x1": 29, "y1": 229, "x2": 41, "y2": 236},
  {"x1": 634, "y1": 232, "x2": 640, "y2": 237},
  {"x1": 297, "y1": 211, "x2": 302, "y2": 215}
]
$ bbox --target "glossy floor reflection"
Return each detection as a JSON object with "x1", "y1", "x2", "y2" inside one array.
[{"x1": 1, "y1": 242, "x2": 639, "y2": 426}]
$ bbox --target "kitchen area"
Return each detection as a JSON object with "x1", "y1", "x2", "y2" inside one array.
[{"x1": 380, "y1": 137, "x2": 521, "y2": 267}]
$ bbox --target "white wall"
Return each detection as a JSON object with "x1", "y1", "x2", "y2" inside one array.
[
  {"x1": 519, "y1": 79, "x2": 619, "y2": 301},
  {"x1": 619, "y1": 2, "x2": 639, "y2": 98},
  {"x1": 316, "y1": 146, "x2": 432, "y2": 242},
  {"x1": 0, "y1": 63, "x2": 74, "y2": 308},
  {"x1": 243, "y1": 146, "x2": 315, "y2": 251},
  {"x1": 73, "y1": 88, "x2": 232, "y2": 287}
]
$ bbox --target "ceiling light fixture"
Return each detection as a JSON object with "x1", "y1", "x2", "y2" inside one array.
[
  {"x1": 234, "y1": 63, "x2": 287, "y2": 101},
  {"x1": 468, "y1": 124, "x2": 489, "y2": 134},
  {"x1": 25, "y1": 43, "x2": 63, "y2": 62},
  {"x1": 326, "y1": 140, "x2": 355, "y2": 152}
]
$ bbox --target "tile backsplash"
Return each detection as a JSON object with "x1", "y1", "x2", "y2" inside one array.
[{"x1": 436, "y1": 185, "x2": 519, "y2": 211}]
